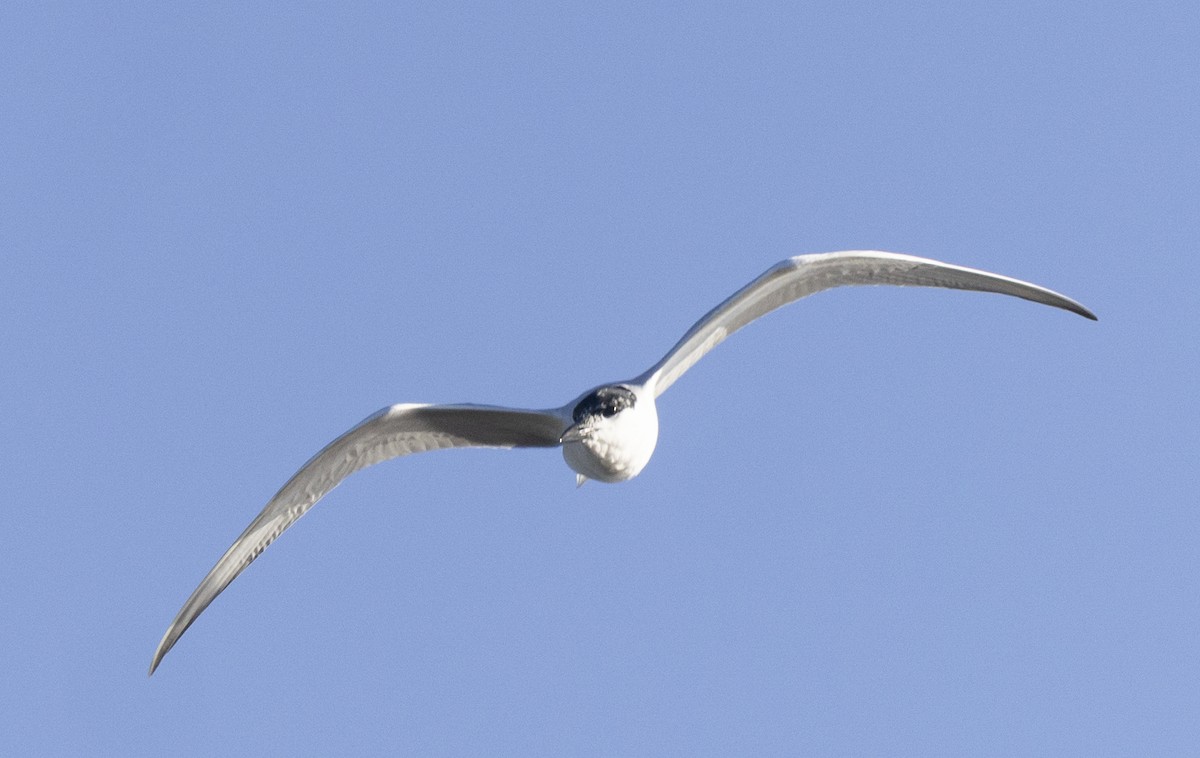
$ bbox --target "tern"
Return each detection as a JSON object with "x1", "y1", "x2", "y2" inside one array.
[{"x1": 150, "y1": 251, "x2": 1095, "y2": 674}]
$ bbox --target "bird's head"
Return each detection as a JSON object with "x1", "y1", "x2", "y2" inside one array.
[{"x1": 563, "y1": 385, "x2": 638, "y2": 439}]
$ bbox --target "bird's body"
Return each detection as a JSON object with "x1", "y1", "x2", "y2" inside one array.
[
  {"x1": 562, "y1": 384, "x2": 658, "y2": 484},
  {"x1": 150, "y1": 250, "x2": 1096, "y2": 674}
]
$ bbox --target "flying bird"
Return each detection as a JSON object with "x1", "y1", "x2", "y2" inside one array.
[{"x1": 150, "y1": 251, "x2": 1095, "y2": 674}]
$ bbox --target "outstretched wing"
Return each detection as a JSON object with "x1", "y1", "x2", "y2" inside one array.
[
  {"x1": 150, "y1": 403, "x2": 566, "y2": 674},
  {"x1": 637, "y1": 251, "x2": 1096, "y2": 397}
]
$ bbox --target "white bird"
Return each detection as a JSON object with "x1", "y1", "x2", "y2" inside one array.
[{"x1": 150, "y1": 251, "x2": 1095, "y2": 674}]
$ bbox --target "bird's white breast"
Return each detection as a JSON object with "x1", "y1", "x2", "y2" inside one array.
[{"x1": 561, "y1": 395, "x2": 659, "y2": 483}]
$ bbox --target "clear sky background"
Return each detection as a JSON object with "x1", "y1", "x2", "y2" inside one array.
[{"x1": 2, "y1": 2, "x2": 1196, "y2": 755}]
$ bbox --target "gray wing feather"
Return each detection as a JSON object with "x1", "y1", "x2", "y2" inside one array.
[
  {"x1": 638, "y1": 251, "x2": 1096, "y2": 396},
  {"x1": 150, "y1": 403, "x2": 565, "y2": 675}
]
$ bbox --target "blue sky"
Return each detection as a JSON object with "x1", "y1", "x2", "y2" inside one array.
[{"x1": 2, "y1": 1, "x2": 1197, "y2": 755}]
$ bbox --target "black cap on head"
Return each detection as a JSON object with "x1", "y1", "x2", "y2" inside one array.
[{"x1": 572, "y1": 386, "x2": 636, "y2": 422}]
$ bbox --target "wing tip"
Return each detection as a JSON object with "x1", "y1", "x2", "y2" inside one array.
[
  {"x1": 148, "y1": 630, "x2": 176, "y2": 677},
  {"x1": 1051, "y1": 294, "x2": 1097, "y2": 321},
  {"x1": 148, "y1": 651, "x2": 164, "y2": 677}
]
